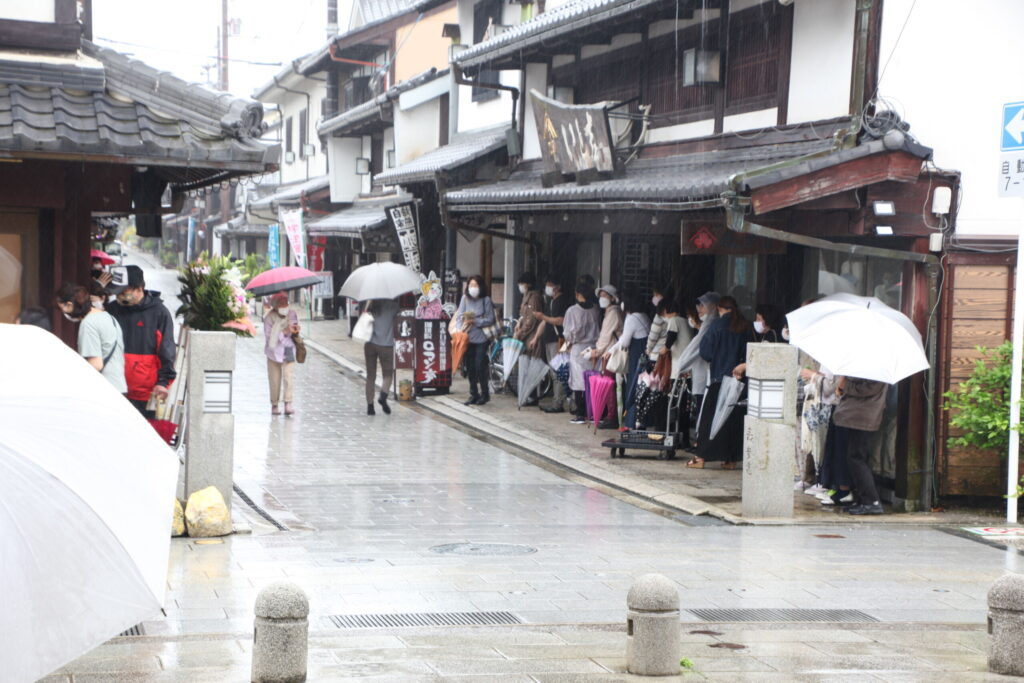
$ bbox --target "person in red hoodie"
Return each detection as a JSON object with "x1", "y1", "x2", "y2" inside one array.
[{"x1": 106, "y1": 265, "x2": 177, "y2": 417}]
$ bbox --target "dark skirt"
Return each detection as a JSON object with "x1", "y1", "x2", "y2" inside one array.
[
  {"x1": 696, "y1": 381, "x2": 745, "y2": 463},
  {"x1": 819, "y1": 421, "x2": 853, "y2": 490}
]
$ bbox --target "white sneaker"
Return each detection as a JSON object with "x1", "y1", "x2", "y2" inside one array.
[
  {"x1": 821, "y1": 492, "x2": 854, "y2": 506},
  {"x1": 793, "y1": 480, "x2": 806, "y2": 491},
  {"x1": 804, "y1": 484, "x2": 827, "y2": 496}
]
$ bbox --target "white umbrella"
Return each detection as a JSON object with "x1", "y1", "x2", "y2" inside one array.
[
  {"x1": 0, "y1": 324, "x2": 178, "y2": 683},
  {"x1": 339, "y1": 262, "x2": 421, "y2": 301},
  {"x1": 785, "y1": 292, "x2": 928, "y2": 384}
]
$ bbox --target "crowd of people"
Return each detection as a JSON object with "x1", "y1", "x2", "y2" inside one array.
[{"x1": 446, "y1": 273, "x2": 889, "y2": 516}]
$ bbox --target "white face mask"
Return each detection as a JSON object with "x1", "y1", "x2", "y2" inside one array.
[
  {"x1": 276, "y1": 306, "x2": 289, "y2": 316},
  {"x1": 62, "y1": 312, "x2": 79, "y2": 322},
  {"x1": 598, "y1": 296, "x2": 611, "y2": 309},
  {"x1": 687, "y1": 318, "x2": 697, "y2": 330},
  {"x1": 518, "y1": 284, "x2": 528, "y2": 295},
  {"x1": 753, "y1": 321, "x2": 765, "y2": 335},
  {"x1": 91, "y1": 298, "x2": 105, "y2": 309},
  {"x1": 468, "y1": 286, "x2": 480, "y2": 298},
  {"x1": 782, "y1": 327, "x2": 790, "y2": 341},
  {"x1": 699, "y1": 313, "x2": 707, "y2": 323},
  {"x1": 651, "y1": 295, "x2": 663, "y2": 307},
  {"x1": 544, "y1": 286, "x2": 554, "y2": 297}
]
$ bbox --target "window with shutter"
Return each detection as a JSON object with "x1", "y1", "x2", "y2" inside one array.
[{"x1": 471, "y1": 0, "x2": 503, "y2": 103}]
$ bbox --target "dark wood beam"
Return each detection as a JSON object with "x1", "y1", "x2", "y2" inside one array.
[
  {"x1": 0, "y1": 18, "x2": 81, "y2": 52},
  {"x1": 749, "y1": 151, "x2": 925, "y2": 215}
]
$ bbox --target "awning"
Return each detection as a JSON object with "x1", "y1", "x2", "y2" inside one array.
[
  {"x1": 305, "y1": 193, "x2": 413, "y2": 252},
  {"x1": 214, "y1": 216, "x2": 270, "y2": 239},
  {"x1": 375, "y1": 129, "x2": 508, "y2": 187},
  {"x1": 246, "y1": 175, "x2": 330, "y2": 224},
  {"x1": 317, "y1": 68, "x2": 446, "y2": 138}
]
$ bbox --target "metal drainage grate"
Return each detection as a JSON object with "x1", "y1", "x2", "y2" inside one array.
[
  {"x1": 686, "y1": 608, "x2": 878, "y2": 623},
  {"x1": 430, "y1": 542, "x2": 537, "y2": 556},
  {"x1": 326, "y1": 611, "x2": 522, "y2": 629},
  {"x1": 118, "y1": 624, "x2": 144, "y2": 636},
  {"x1": 233, "y1": 483, "x2": 288, "y2": 531}
]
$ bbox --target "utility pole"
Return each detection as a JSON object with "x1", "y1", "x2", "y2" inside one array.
[{"x1": 220, "y1": 0, "x2": 229, "y2": 91}]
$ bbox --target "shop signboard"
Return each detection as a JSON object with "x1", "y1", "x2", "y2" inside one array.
[
  {"x1": 280, "y1": 209, "x2": 306, "y2": 267},
  {"x1": 311, "y1": 271, "x2": 334, "y2": 299},
  {"x1": 267, "y1": 224, "x2": 281, "y2": 267},
  {"x1": 415, "y1": 318, "x2": 451, "y2": 388},
  {"x1": 394, "y1": 310, "x2": 416, "y2": 370},
  {"x1": 530, "y1": 88, "x2": 616, "y2": 178},
  {"x1": 386, "y1": 202, "x2": 421, "y2": 273},
  {"x1": 680, "y1": 220, "x2": 785, "y2": 256}
]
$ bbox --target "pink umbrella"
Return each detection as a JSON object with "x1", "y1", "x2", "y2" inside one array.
[
  {"x1": 588, "y1": 371, "x2": 616, "y2": 429},
  {"x1": 245, "y1": 266, "x2": 323, "y2": 297},
  {"x1": 90, "y1": 249, "x2": 115, "y2": 266}
]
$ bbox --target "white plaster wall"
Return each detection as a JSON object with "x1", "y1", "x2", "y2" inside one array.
[
  {"x1": 0, "y1": 1, "x2": 53, "y2": 22},
  {"x1": 648, "y1": 119, "x2": 715, "y2": 144},
  {"x1": 383, "y1": 127, "x2": 395, "y2": 170},
  {"x1": 787, "y1": 0, "x2": 856, "y2": 125},
  {"x1": 270, "y1": 81, "x2": 328, "y2": 185},
  {"x1": 361, "y1": 136, "x2": 372, "y2": 194},
  {"x1": 521, "y1": 63, "x2": 548, "y2": 160},
  {"x1": 878, "y1": 0, "x2": 1024, "y2": 236},
  {"x1": 394, "y1": 99, "x2": 441, "y2": 165},
  {"x1": 723, "y1": 108, "x2": 778, "y2": 133},
  {"x1": 456, "y1": 1, "x2": 522, "y2": 134}
]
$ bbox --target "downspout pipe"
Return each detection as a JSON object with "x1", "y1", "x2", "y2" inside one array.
[{"x1": 454, "y1": 65, "x2": 520, "y2": 133}]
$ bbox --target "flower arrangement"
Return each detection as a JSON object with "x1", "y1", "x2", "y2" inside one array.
[{"x1": 177, "y1": 253, "x2": 257, "y2": 337}]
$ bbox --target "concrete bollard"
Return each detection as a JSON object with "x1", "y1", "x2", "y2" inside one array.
[
  {"x1": 626, "y1": 573, "x2": 680, "y2": 676},
  {"x1": 252, "y1": 581, "x2": 309, "y2": 683},
  {"x1": 988, "y1": 572, "x2": 1024, "y2": 676}
]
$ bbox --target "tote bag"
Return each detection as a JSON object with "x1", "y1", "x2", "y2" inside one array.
[{"x1": 352, "y1": 311, "x2": 375, "y2": 343}]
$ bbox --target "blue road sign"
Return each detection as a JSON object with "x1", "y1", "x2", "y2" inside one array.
[{"x1": 1002, "y1": 102, "x2": 1024, "y2": 151}]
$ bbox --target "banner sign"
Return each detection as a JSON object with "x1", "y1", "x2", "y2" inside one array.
[
  {"x1": 280, "y1": 209, "x2": 306, "y2": 267},
  {"x1": 311, "y1": 271, "x2": 334, "y2": 299},
  {"x1": 394, "y1": 309, "x2": 416, "y2": 370},
  {"x1": 530, "y1": 88, "x2": 616, "y2": 177},
  {"x1": 680, "y1": 220, "x2": 785, "y2": 256},
  {"x1": 186, "y1": 216, "x2": 196, "y2": 262},
  {"x1": 267, "y1": 223, "x2": 281, "y2": 268},
  {"x1": 415, "y1": 318, "x2": 451, "y2": 388},
  {"x1": 387, "y1": 202, "x2": 421, "y2": 273}
]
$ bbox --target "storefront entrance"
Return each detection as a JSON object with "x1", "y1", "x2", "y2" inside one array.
[{"x1": 0, "y1": 210, "x2": 39, "y2": 324}]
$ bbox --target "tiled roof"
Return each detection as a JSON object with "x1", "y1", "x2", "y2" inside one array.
[
  {"x1": 247, "y1": 175, "x2": 330, "y2": 223},
  {"x1": 356, "y1": 0, "x2": 418, "y2": 25},
  {"x1": 317, "y1": 68, "x2": 444, "y2": 137},
  {"x1": 0, "y1": 42, "x2": 277, "y2": 185},
  {"x1": 306, "y1": 193, "x2": 413, "y2": 237},
  {"x1": 445, "y1": 139, "x2": 836, "y2": 208},
  {"x1": 298, "y1": 0, "x2": 423, "y2": 76},
  {"x1": 375, "y1": 129, "x2": 508, "y2": 186},
  {"x1": 454, "y1": 0, "x2": 673, "y2": 71}
]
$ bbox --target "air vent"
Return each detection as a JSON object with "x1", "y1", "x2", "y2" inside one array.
[
  {"x1": 325, "y1": 612, "x2": 522, "y2": 629},
  {"x1": 686, "y1": 608, "x2": 878, "y2": 623}
]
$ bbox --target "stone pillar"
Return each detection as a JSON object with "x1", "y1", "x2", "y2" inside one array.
[
  {"x1": 252, "y1": 581, "x2": 309, "y2": 683},
  {"x1": 742, "y1": 343, "x2": 799, "y2": 519},
  {"x1": 185, "y1": 330, "x2": 236, "y2": 514},
  {"x1": 626, "y1": 573, "x2": 680, "y2": 676},
  {"x1": 989, "y1": 572, "x2": 1024, "y2": 676}
]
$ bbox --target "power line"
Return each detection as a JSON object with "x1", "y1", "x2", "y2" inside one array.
[{"x1": 94, "y1": 36, "x2": 284, "y2": 67}]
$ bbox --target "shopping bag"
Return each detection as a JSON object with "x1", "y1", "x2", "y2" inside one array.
[
  {"x1": 606, "y1": 346, "x2": 629, "y2": 374},
  {"x1": 352, "y1": 311, "x2": 374, "y2": 343}
]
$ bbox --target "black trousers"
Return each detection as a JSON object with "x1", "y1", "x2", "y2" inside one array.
[
  {"x1": 466, "y1": 342, "x2": 490, "y2": 398},
  {"x1": 845, "y1": 426, "x2": 879, "y2": 503},
  {"x1": 130, "y1": 398, "x2": 155, "y2": 420}
]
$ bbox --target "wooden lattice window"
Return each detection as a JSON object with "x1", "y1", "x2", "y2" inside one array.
[{"x1": 726, "y1": 3, "x2": 783, "y2": 113}]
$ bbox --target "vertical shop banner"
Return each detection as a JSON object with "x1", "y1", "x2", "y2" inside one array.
[
  {"x1": 308, "y1": 235, "x2": 327, "y2": 271},
  {"x1": 280, "y1": 209, "x2": 306, "y2": 267},
  {"x1": 186, "y1": 216, "x2": 196, "y2": 262},
  {"x1": 267, "y1": 224, "x2": 281, "y2": 268},
  {"x1": 394, "y1": 309, "x2": 416, "y2": 370},
  {"x1": 414, "y1": 318, "x2": 451, "y2": 387},
  {"x1": 386, "y1": 203, "x2": 421, "y2": 274},
  {"x1": 311, "y1": 271, "x2": 334, "y2": 299}
]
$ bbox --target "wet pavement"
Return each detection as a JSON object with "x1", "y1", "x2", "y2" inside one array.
[{"x1": 52, "y1": 256, "x2": 1023, "y2": 680}]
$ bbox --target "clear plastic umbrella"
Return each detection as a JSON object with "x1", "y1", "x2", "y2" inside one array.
[
  {"x1": 785, "y1": 292, "x2": 928, "y2": 384},
  {"x1": 0, "y1": 324, "x2": 178, "y2": 682},
  {"x1": 709, "y1": 375, "x2": 746, "y2": 439},
  {"x1": 339, "y1": 262, "x2": 421, "y2": 301},
  {"x1": 517, "y1": 354, "x2": 551, "y2": 407},
  {"x1": 501, "y1": 337, "x2": 525, "y2": 383}
]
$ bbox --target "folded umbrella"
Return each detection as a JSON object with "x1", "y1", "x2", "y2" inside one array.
[
  {"x1": 451, "y1": 330, "x2": 470, "y2": 371},
  {"x1": 246, "y1": 266, "x2": 323, "y2": 297},
  {"x1": 785, "y1": 292, "x2": 928, "y2": 384},
  {"x1": 588, "y1": 372, "x2": 616, "y2": 428},
  {"x1": 0, "y1": 324, "x2": 178, "y2": 683},
  {"x1": 709, "y1": 375, "x2": 746, "y2": 440},
  {"x1": 517, "y1": 354, "x2": 551, "y2": 408},
  {"x1": 90, "y1": 248, "x2": 115, "y2": 266},
  {"x1": 339, "y1": 262, "x2": 421, "y2": 301},
  {"x1": 501, "y1": 338, "x2": 525, "y2": 383}
]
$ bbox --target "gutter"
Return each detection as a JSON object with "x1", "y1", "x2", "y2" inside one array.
[{"x1": 453, "y1": 65, "x2": 519, "y2": 133}]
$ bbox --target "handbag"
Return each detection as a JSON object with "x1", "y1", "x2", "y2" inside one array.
[
  {"x1": 605, "y1": 346, "x2": 629, "y2": 375},
  {"x1": 352, "y1": 311, "x2": 375, "y2": 343},
  {"x1": 651, "y1": 352, "x2": 672, "y2": 391},
  {"x1": 481, "y1": 322, "x2": 502, "y2": 340},
  {"x1": 292, "y1": 333, "x2": 307, "y2": 364}
]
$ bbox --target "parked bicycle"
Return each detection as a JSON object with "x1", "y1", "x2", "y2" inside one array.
[{"x1": 487, "y1": 317, "x2": 552, "y2": 399}]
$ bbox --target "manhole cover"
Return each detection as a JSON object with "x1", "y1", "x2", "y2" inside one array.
[{"x1": 430, "y1": 542, "x2": 537, "y2": 556}]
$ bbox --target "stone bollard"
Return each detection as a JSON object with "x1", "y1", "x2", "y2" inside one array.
[
  {"x1": 626, "y1": 573, "x2": 680, "y2": 676},
  {"x1": 252, "y1": 581, "x2": 309, "y2": 683},
  {"x1": 988, "y1": 572, "x2": 1024, "y2": 676}
]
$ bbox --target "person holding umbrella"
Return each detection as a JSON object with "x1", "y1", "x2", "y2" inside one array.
[
  {"x1": 454, "y1": 275, "x2": 495, "y2": 406},
  {"x1": 263, "y1": 292, "x2": 300, "y2": 416},
  {"x1": 364, "y1": 298, "x2": 399, "y2": 415}
]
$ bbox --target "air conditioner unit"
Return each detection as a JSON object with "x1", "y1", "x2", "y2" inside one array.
[{"x1": 284, "y1": 151, "x2": 296, "y2": 164}]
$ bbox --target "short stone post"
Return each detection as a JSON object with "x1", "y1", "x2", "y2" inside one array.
[
  {"x1": 185, "y1": 330, "x2": 236, "y2": 514},
  {"x1": 252, "y1": 581, "x2": 309, "y2": 683},
  {"x1": 742, "y1": 343, "x2": 799, "y2": 519},
  {"x1": 626, "y1": 573, "x2": 680, "y2": 676},
  {"x1": 988, "y1": 572, "x2": 1024, "y2": 675}
]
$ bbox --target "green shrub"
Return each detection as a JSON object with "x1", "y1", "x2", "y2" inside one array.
[
  {"x1": 177, "y1": 255, "x2": 253, "y2": 337},
  {"x1": 943, "y1": 341, "x2": 1020, "y2": 454}
]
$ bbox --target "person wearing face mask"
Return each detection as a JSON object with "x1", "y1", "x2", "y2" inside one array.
[
  {"x1": 56, "y1": 282, "x2": 127, "y2": 394},
  {"x1": 692, "y1": 295, "x2": 754, "y2": 469},
  {"x1": 753, "y1": 304, "x2": 784, "y2": 343},
  {"x1": 454, "y1": 275, "x2": 496, "y2": 406},
  {"x1": 644, "y1": 285, "x2": 671, "y2": 362},
  {"x1": 608, "y1": 293, "x2": 651, "y2": 430},
  {"x1": 532, "y1": 276, "x2": 573, "y2": 413},
  {"x1": 674, "y1": 293, "x2": 721, "y2": 451},
  {"x1": 263, "y1": 292, "x2": 300, "y2": 416},
  {"x1": 587, "y1": 285, "x2": 624, "y2": 427},
  {"x1": 562, "y1": 281, "x2": 603, "y2": 424},
  {"x1": 511, "y1": 273, "x2": 545, "y2": 405},
  {"x1": 106, "y1": 265, "x2": 177, "y2": 417}
]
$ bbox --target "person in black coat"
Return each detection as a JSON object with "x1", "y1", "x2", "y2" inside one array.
[{"x1": 689, "y1": 295, "x2": 754, "y2": 469}]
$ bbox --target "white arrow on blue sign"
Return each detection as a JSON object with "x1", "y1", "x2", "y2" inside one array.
[{"x1": 1003, "y1": 102, "x2": 1024, "y2": 151}]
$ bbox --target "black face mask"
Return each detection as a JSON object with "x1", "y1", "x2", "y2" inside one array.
[{"x1": 91, "y1": 269, "x2": 103, "y2": 279}]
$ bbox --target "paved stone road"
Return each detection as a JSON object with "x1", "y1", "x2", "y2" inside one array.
[{"x1": 51, "y1": 257, "x2": 1023, "y2": 680}]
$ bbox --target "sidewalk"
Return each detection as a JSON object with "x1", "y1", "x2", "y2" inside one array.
[{"x1": 305, "y1": 318, "x2": 1000, "y2": 527}]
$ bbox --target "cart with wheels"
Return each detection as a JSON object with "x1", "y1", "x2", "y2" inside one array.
[{"x1": 601, "y1": 371, "x2": 689, "y2": 460}]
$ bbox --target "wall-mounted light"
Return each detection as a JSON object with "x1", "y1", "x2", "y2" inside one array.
[
  {"x1": 682, "y1": 48, "x2": 721, "y2": 86},
  {"x1": 355, "y1": 157, "x2": 371, "y2": 175},
  {"x1": 875, "y1": 225, "x2": 894, "y2": 236},
  {"x1": 872, "y1": 200, "x2": 896, "y2": 216}
]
